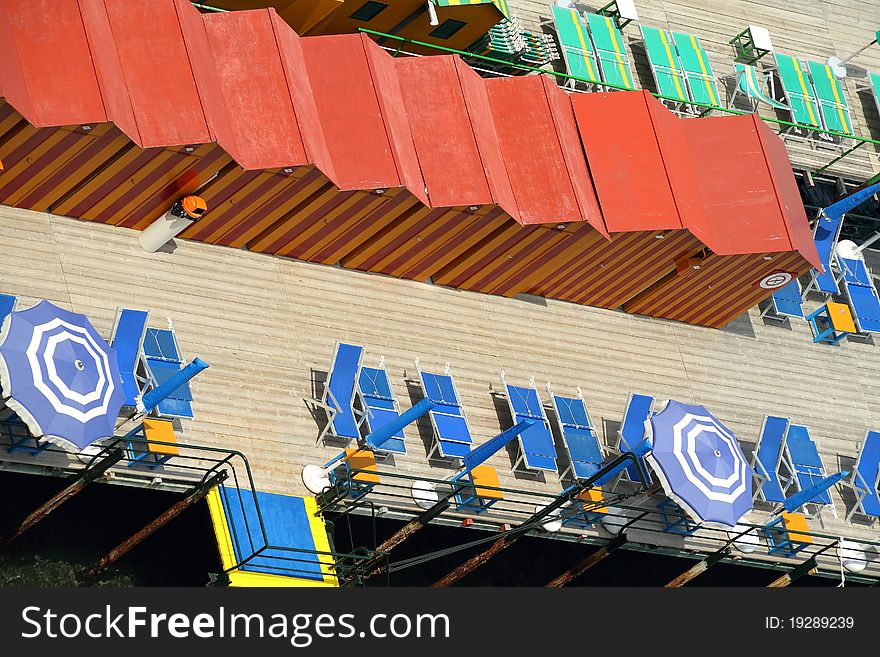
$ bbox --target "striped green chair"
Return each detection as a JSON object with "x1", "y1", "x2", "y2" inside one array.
[
  {"x1": 773, "y1": 53, "x2": 822, "y2": 129},
  {"x1": 806, "y1": 60, "x2": 853, "y2": 135},
  {"x1": 732, "y1": 62, "x2": 790, "y2": 111},
  {"x1": 673, "y1": 31, "x2": 720, "y2": 108},
  {"x1": 640, "y1": 25, "x2": 688, "y2": 103},
  {"x1": 869, "y1": 72, "x2": 880, "y2": 121},
  {"x1": 585, "y1": 12, "x2": 635, "y2": 90},
  {"x1": 550, "y1": 4, "x2": 602, "y2": 86}
]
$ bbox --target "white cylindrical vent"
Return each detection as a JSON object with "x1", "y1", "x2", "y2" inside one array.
[{"x1": 138, "y1": 196, "x2": 207, "y2": 253}]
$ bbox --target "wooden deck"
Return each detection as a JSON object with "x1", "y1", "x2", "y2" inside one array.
[
  {"x1": 2, "y1": 205, "x2": 880, "y2": 578},
  {"x1": 510, "y1": 0, "x2": 880, "y2": 181}
]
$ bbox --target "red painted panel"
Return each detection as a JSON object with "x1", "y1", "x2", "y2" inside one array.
[
  {"x1": 683, "y1": 116, "x2": 792, "y2": 256},
  {"x1": 300, "y1": 34, "x2": 400, "y2": 190},
  {"x1": 542, "y1": 76, "x2": 606, "y2": 237},
  {"x1": 755, "y1": 117, "x2": 821, "y2": 268},
  {"x1": 102, "y1": 0, "x2": 211, "y2": 147},
  {"x1": 0, "y1": 0, "x2": 105, "y2": 127},
  {"x1": 0, "y1": 1, "x2": 30, "y2": 119},
  {"x1": 485, "y1": 76, "x2": 582, "y2": 225},
  {"x1": 78, "y1": 0, "x2": 139, "y2": 143},
  {"x1": 573, "y1": 91, "x2": 682, "y2": 232},
  {"x1": 362, "y1": 37, "x2": 426, "y2": 206},
  {"x1": 203, "y1": 10, "x2": 307, "y2": 169},
  {"x1": 456, "y1": 59, "x2": 516, "y2": 217},
  {"x1": 269, "y1": 11, "x2": 334, "y2": 180},
  {"x1": 395, "y1": 55, "x2": 492, "y2": 208}
]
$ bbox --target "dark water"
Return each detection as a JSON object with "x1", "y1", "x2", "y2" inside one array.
[{"x1": 0, "y1": 471, "x2": 221, "y2": 586}]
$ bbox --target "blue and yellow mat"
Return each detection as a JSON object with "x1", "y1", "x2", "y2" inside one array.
[{"x1": 207, "y1": 486, "x2": 337, "y2": 587}]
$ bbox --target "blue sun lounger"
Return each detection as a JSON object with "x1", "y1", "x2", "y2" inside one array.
[
  {"x1": 839, "y1": 256, "x2": 880, "y2": 334},
  {"x1": 312, "y1": 342, "x2": 364, "y2": 445},
  {"x1": 807, "y1": 209, "x2": 846, "y2": 296},
  {"x1": 616, "y1": 392, "x2": 654, "y2": 482},
  {"x1": 548, "y1": 384, "x2": 607, "y2": 482},
  {"x1": 357, "y1": 358, "x2": 405, "y2": 455},
  {"x1": 110, "y1": 307, "x2": 149, "y2": 407},
  {"x1": 752, "y1": 415, "x2": 789, "y2": 504},
  {"x1": 417, "y1": 361, "x2": 473, "y2": 461},
  {"x1": 760, "y1": 278, "x2": 804, "y2": 321},
  {"x1": 0, "y1": 293, "x2": 16, "y2": 326},
  {"x1": 502, "y1": 373, "x2": 558, "y2": 474},
  {"x1": 141, "y1": 323, "x2": 194, "y2": 419},
  {"x1": 783, "y1": 423, "x2": 836, "y2": 517},
  {"x1": 842, "y1": 430, "x2": 880, "y2": 522}
]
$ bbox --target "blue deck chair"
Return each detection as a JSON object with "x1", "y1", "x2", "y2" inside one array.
[
  {"x1": 839, "y1": 256, "x2": 880, "y2": 334},
  {"x1": 616, "y1": 392, "x2": 654, "y2": 482},
  {"x1": 842, "y1": 430, "x2": 880, "y2": 522},
  {"x1": 417, "y1": 360, "x2": 473, "y2": 461},
  {"x1": 548, "y1": 384, "x2": 607, "y2": 483},
  {"x1": 807, "y1": 208, "x2": 846, "y2": 296},
  {"x1": 357, "y1": 357, "x2": 405, "y2": 455},
  {"x1": 141, "y1": 323, "x2": 194, "y2": 419},
  {"x1": 783, "y1": 423, "x2": 836, "y2": 518},
  {"x1": 752, "y1": 415, "x2": 789, "y2": 504},
  {"x1": 0, "y1": 293, "x2": 17, "y2": 326},
  {"x1": 760, "y1": 278, "x2": 804, "y2": 321},
  {"x1": 109, "y1": 307, "x2": 149, "y2": 407},
  {"x1": 312, "y1": 342, "x2": 364, "y2": 444},
  {"x1": 502, "y1": 373, "x2": 557, "y2": 474}
]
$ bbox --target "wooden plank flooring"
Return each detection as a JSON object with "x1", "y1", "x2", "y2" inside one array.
[{"x1": 2, "y1": 206, "x2": 880, "y2": 577}]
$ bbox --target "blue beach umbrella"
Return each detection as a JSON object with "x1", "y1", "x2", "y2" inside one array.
[
  {"x1": 647, "y1": 400, "x2": 754, "y2": 528},
  {"x1": 0, "y1": 300, "x2": 124, "y2": 450}
]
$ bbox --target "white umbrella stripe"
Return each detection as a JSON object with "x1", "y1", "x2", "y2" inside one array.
[
  {"x1": 42, "y1": 331, "x2": 107, "y2": 404},
  {"x1": 682, "y1": 422, "x2": 742, "y2": 487},
  {"x1": 672, "y1": 414, "x2": 749, "y2": 503}
]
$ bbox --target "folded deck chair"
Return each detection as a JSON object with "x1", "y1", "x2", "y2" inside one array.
[
  {"x1": 807, "y1": 207, "x2": 846, "y2": 295},
  {"x1": 141, "y1": 323, "x2": 194, "y2": 419},
  {"x1": 672, "y1": 31, "x2": 720, "y2": 107},
  {"x1": 550, "y1": 5, "x2": 602, "y2": 87},
  {"x1": 842, "y1": 430, "x2": 880, "y2": 522},
  {"x1": 585, "y1": 12, "x2": 635, "y2": 90},
  {"x1": 783, "y1": 423, "x2": 835, "y2": 517},
  {"x1": 312, "y1": 342, "x2": 364, "y2": 444},
  {"x1": 548, "y1": 384, "x2": 607, "y2": 482},
  {"x1": 732, "y1": 63, "x2": 790, "y2": 111},
  {"x1": 0, "y1": 293, "x2": 16, "y2": 326},
  {"x1": 616, "y1": 392, "x2": 653, "y2": 482},
  {"x1": 760, "y1": 278, "x2": 804, "y2": 321},
  {"x1": 640, "y1": 25, "x2": 689, "y2": 103},
  {"x1": 839, "y1": 256, "x2": 880, "y2": 334},
  {"x1": 417, "y1": 361, "x2": 473, "y2": 461},
  {"x1": 752, "y1": 415, "x2": 789, "y2": 504},
  {"x1": 357, "y1": 357, "x2": 405, "y2": 455},
  {"x1": 773, "y1": 53, "x2": 822, "y2": 129},
  {"x1": 806, "y1": 60, "x2": 853, "y2": 135},
  {"x1": 502, "y1": 373, "x2": 558, "y2": 473},
  {"x1": 110, "y1": 307, "x2": 149, "y2": 407}
]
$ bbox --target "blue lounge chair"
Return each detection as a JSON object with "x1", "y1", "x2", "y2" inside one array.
[
  {"x1": 0, "y1": 293, "x2": 16, "y2": 326},
  {"x1": 752, "y1": 415, "x2": 789, "y2": 504},
  {"x1": 501, "y1": 372, "x2": 558, "y2": 474},
  {"x1": 140, "y1": 323, "x2": 194, "y2": 419},
  {"x1": 548, "y1": 384, "x2": 607, "y2": 483},
  {"x1": 109, "y1": 307, "x2": 149, "y2": 407},
  {"x1": 783, "y1": 423, "x2": 836, "y2": 518},
  {"x1": 357, "y1": 357, "x2": 405, "y2": 455},
  {"x1": 616, "y1": 392, "x2": 654, "y2": 482},
  {"x1": 842, "y1": 430, "x2": 880, "y2": 522},
  {"x1": 417, "y1": 360, "x2": 473, "y2": 461},
  {"x1": 311, "y1": 342, "x2": 364, "y2": 444},
  {"x1": 806, "y1": 208, "x2": 846, "y2": 296},
  {"x1": 760, "y1": 279, "x2": 804, "y2": 321},
  {"x1": 839, "y1": 256, "x2": 880, "y2": 334}
]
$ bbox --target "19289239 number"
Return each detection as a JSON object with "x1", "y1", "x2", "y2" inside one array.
[{"x1": 789, "y1": 617, "x2": 854, "y2": 629}]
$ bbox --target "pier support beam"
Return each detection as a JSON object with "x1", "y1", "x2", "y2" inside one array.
[
  {"x1": 0, "y1": 448, "x2": 125, "y2": 549},
  {"x1": 767, "y1": 556, "x2": 818, "y2": 588},
  {"x1": 82, "y1": 470, "x2": 226, "y2": 580},
  {"x1": 546, "y1": 534, "x2": 627, "y2": 587},
  {"x1": 665, "y1": 548, "x2": 730, "y2": 588}
]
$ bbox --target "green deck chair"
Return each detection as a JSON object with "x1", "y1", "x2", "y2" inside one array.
[
  {"x1": 640, "y1": 25, "x2": 688, "y2": 102},
  {"x1": 870, "y1": 72, "x2": 880, "y2": 119},
  {"x1": 551, "y1": 5, "x2": 601, "y2": 86},
  {"x1": 672, "y1": 31, "x2": 720, "y2": 107},
  {"x1": 773, "y1": 53, "x2": 822, "y2": 129},
  {"x1": 585, "y1": 12, "x2": 635, "y2": 90},
  {"x1": 733, "y1": 63, "x2": 790, "y2": 111},
  {"x1": 806, "y1": 60, "x2": 853, "y2": 135}
]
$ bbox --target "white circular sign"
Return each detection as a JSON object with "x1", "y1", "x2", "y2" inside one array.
[{"x1": 759, "y1": 272, "x2": 793, "y2": 289}]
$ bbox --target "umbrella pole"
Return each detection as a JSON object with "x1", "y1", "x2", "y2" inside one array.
[
  {"x1": 0, "y1": 447, "x2": 125, "y2": 549},
  {"x1": 81, "y1": 470, "x2": 227, "y2": 581},
  {"x1": 767, "y1": 556, "x2": 818, "y2": 588},
  {"x1": 546, "y1": 534, "x2": 627, "y2": 587}
]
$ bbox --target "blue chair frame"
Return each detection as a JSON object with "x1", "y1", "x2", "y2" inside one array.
[
  {"x1": 140, "y1": 321, "x2": 194, "y2": 419},
  {"x1": 783, "y1": 423, "x2": 836, "y2": 518},
  {"x1": 417, "y1": 360, "x2": 473, "y2": 462},
  {"x1": 357, "y1": 357, "x2": 406, "y2": 455},
  {"x1": 752, "y1": 415, "x2": 789, "y2": 504},
  {"x1": 839, "y1": 256, "x2": 880, "y2": 334},
  {"x1": 109, "y1": 307, "x2": 149, "y2": 407},
  {"x1": 616, "y1": 392, "x2": 654, "y2": 483},
  {"x1": 311, "y1": 342, "x2": 365, "y2": 445},
  {"x1": 842, "y1": 430, "x2": 880, "y2": 523},
  {"x1": 502, "y1": 372, "x2": 558, "y2": 474},
  {"x1": 548, "y1": 383, "x2": 607, "y2": 483}
]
